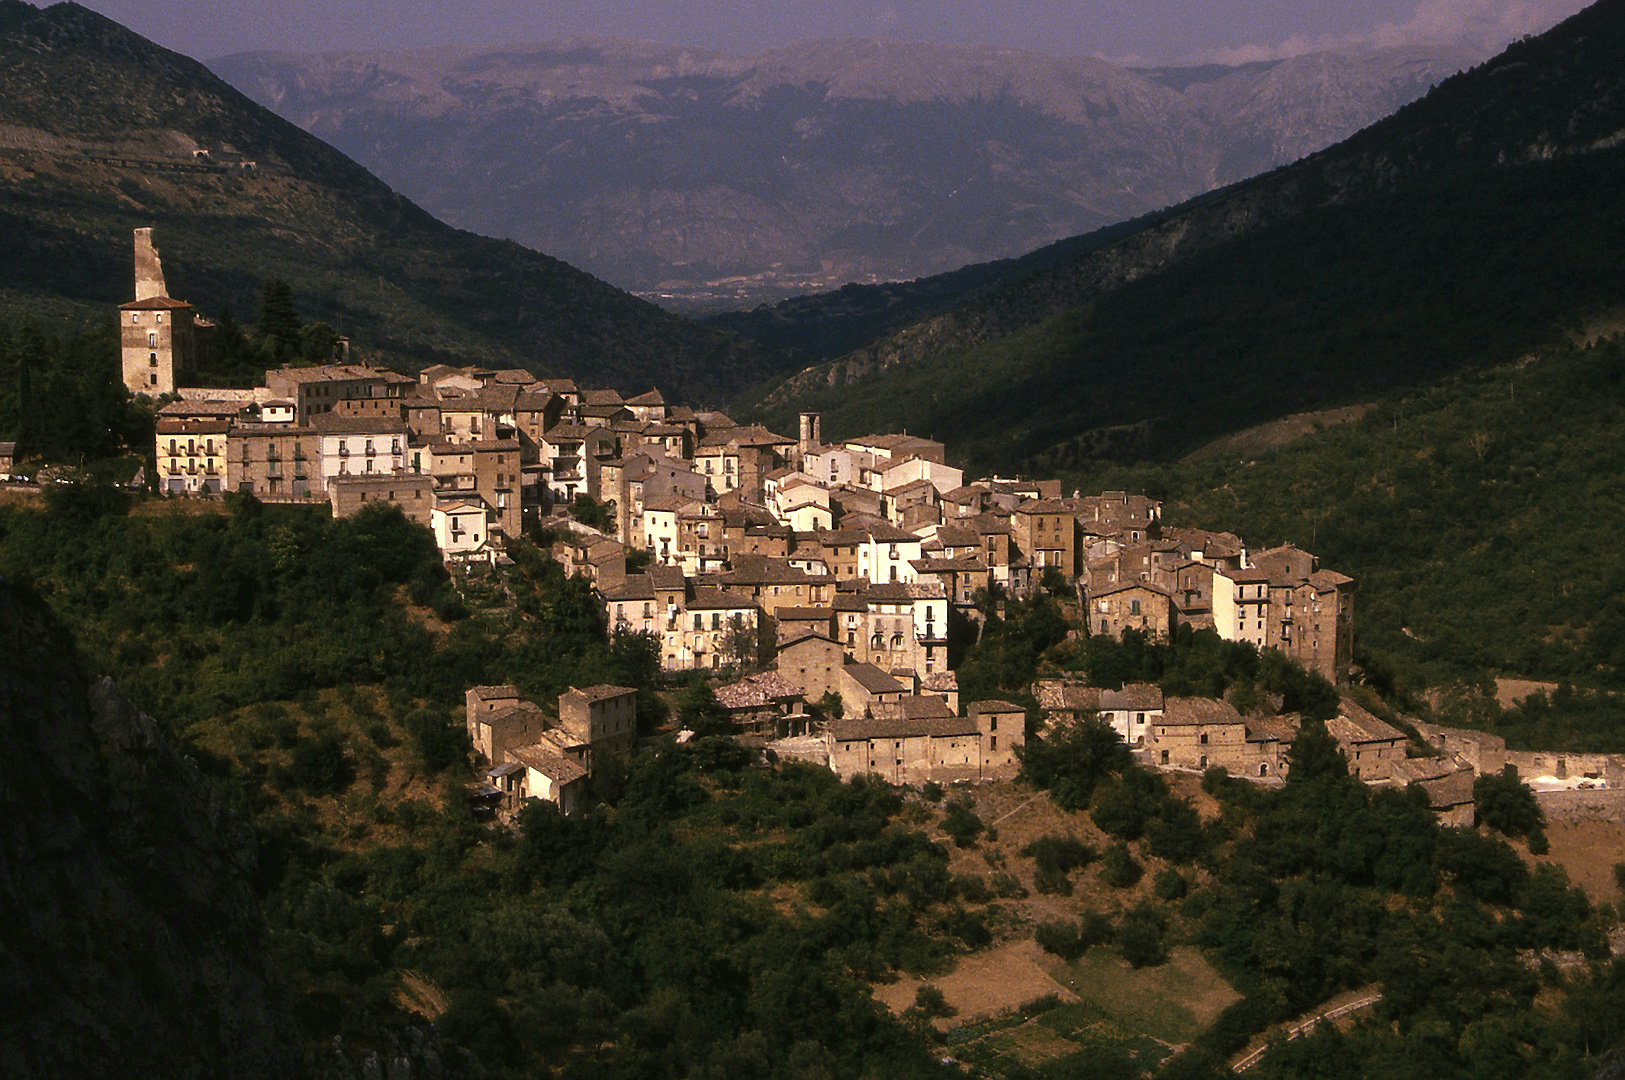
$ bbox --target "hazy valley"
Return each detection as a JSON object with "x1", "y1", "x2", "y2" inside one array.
[{"x1": 212, "y1": 38, "x2": 1484, "y2": 307}]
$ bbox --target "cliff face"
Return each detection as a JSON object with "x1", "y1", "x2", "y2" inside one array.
[{"x1": 0, "y1": 578, "x2": 298, "y2": 1080}]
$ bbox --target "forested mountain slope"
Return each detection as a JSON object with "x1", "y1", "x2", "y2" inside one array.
[
  {"x1": 738, "y1": 0, "x2": 1625, "y2": 470},
  {"x1": 0, "y1": 1, "x2": 768, "y2": 400}
]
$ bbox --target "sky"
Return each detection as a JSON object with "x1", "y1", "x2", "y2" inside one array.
[{"x1": 73, "y1": 0, "x2": 1590, "y2": 63}]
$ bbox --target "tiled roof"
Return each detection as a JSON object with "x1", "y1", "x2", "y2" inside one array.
[
  {"x1": 506, "y1": 745, "x2": 588, "y2": 784},
  {"x1": 715, "y1": 671, "x2": 804, "y2": 710},
  {"x1": 1328, "y1": 700, "x2": 1406, "y2": 745},
  {"x1": 1161, "y1": 696, "x2": 1243, "y2": 726},
  {"x1": 830, "y1": 714, "x2": 979, "y2": 741},
  {"x1": 468, "y1": 684, "x2": 520, "y2": 701},
  {"x1": 844, "y1": 662, "x2": 905, "y2": 694},
  {"x1": 565, "y1": 684, "x2": 637, "y2": 704}
]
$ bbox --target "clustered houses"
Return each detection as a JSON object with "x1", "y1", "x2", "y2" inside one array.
[
  {"x1": 464, "y1": 684, "x2": 637, "y2": 816},
  {"x1": 1034, "y1": 676, "x2": 1483, "y2": 823}
]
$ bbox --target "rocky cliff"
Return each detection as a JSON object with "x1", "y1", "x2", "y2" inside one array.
[{"x1": 0, "y1": 577, "x2": 298, "y2": 1079}]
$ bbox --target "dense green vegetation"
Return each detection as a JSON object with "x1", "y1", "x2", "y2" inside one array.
[
  {"x1": 0, "y1": 494, "x2": 990, "y2": 1077},
  {"x1": 6, "y1": 489, "x2": 1624, "y2": 1078},
  {"x1": 753, "y1": 146, "x2": 1625, "y2": 472},
  {"x1": 0, "y1": 316, "x2": 149, "y2": 466},
  {"x1": 1016, "y1": 717, "x2": 1622, "y2": 1079}
]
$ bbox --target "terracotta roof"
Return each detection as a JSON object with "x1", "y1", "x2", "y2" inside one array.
[
  {"x1": 921, "y1": 671, "x2": 958, "y2": 693},
  {"x1": 870, "y1": 695, "x2": 959, "y2": 722},
  {"x1": 686, "y1": 587, "x2": 758, "y2": 611},
  {"x1": 777, "y1": 607, "x2": 834, "y2": 621},
  {"x1": 1332, "y1": 699, "x2": 1406, "y2": 744},
  {"x1": 1245, "y1": 717, "x2": 1300, "y2": 744},
  {"x1": 968, "y1": 699, "x2": 1026, "y2": 715},
  {"x1": 1102, "y1": 682, "x2": 1164, "y2": 711},
  {"x1": 467, "y1": 684, "x2": 521, "y2": 701},
  {"x1": 777, "y1": 628, "x2": 838, "y2": 650},
  {"x1": 564, "y1": 684, "x2": 636, "y2": 705}
]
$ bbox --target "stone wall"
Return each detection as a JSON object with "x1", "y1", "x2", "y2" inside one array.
[
  {"x1": 1505, "y1": 750, "x2": 1625, "y2": 785},
  {"x1": 1535, "y1": 788, "x2": 1625, "y2": 823}
]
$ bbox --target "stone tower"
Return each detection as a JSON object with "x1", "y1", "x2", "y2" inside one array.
[{"x1": 119, "y1": 228, "x2": 197, "y2": 397}]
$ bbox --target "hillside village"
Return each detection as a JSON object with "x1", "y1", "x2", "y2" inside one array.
[{"x1": 94, "y1": 225, "x2": 1583, "y2": 828}]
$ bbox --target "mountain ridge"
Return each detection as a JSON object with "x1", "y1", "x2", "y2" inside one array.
[
  {"x1": 211, "y1": 36, "x2": 1484, "y2": 305},
  {"x1": 735, "y1": 0, "x2": 1625, "y2": 471}
]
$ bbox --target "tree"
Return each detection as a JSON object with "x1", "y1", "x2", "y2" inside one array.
[
  {"x1": 255, "y1": 278, "x2": 303, "y2": 361},
  {"x1": 676, "y1": 676, "x2": 732, "y2": 737},
  {"x1": 1474, "y1": 765, "x2": 1545, "y2": 839},
  {"x1": 1017, "y1": 716, "x2": 1131, "y2": 810}
]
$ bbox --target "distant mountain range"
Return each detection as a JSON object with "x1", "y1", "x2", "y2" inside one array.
[
  {"x1": 0, "y1": 0, "x2": 769, "y2": 401},
  {"x1": 211, "y1": 38, "x2": 1486, "y2": 307},
  {"x1": 730, "y1": 0, "x2": 1625, "y2": 473}
]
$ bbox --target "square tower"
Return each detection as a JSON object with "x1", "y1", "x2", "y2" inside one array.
[{"x1": 119, "y1": 228, "x2": 197, "y2": 397}]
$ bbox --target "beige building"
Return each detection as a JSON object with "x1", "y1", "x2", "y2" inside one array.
[
  {"x1": 1152, "y1": 696, "x2": 1249, "y2": 771},
  {"x1": 1090, "y1": 582, "x2": 1175, "y2": 640},
  {"x1": 558, "y1": 685, "x2": 637, "y2": 771},
  {"x1": 156, "y1": 418, "x2": 229, "y2": 494}
]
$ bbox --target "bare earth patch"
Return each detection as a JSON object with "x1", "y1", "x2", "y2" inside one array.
[
  {"x1": 875, "y1": 937, "x2": 1077, "y2": 1027},
  {"x1": 1532, "y1": 820, "x2": 1625, "y2": 906},
  {"x1": 1182, "y1": 404, "x2": 1373, "y2": 463},
  {"x1": 1494, "y1": 677, "x2": 1559, "y2": 709}
]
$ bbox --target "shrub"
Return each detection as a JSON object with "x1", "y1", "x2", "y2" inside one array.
[
  {"x1": 1154, "y1": 868, "x2": 1189, "y2": 901},
  {"x1": 1021, "y1": 834, "x2": 1097, "y2": 896},
  {"x1": 1115, "y1": 903, "x2": 1167, "y2": 968},
  {"x1": 921, "y1": 780, "x2": 944, "y2": 802},
  {"x1": 941, "y1": 797, "x2": 985, "y2": 848},
  {"x1": 289, "y1": 732, "x2": 351, "y2": 795},
  {"x1": 1035, "y1": 919, "x2": 1086, "y2": 961},
  {"x1": 1475, "y1": 765, "x2": 1545, "y2": 838},
  {"x1": 1099, "y1": 841, "x2": 1144, "y2": 889},
  {"x1": 914, "y1": 985, "x2": 956, "y2": 1018}
]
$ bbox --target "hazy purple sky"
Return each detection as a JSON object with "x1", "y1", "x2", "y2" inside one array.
[{"x1": 75, "y1": 0, "x2": 1588, "y2": 62}]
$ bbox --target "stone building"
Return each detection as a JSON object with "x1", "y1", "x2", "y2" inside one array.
[
  {"x1": 120, "y1": 229, "x2": 206, "y2": 396},
  {"x1": 1326, "y1": 699, "x2": 1408, "y2": 781},
  {"x1": 558, "y1": 685, "x2": 637, "y2": 771},
  {"x1": 329, "y1": 473, "x2": 435, "y2": 527},
  {"x1": 825, "y1": 698, "x2": 1023, "y2": 783},
  {"x1": 229, "y1": 422, "x2": 317, "y2": 499}
]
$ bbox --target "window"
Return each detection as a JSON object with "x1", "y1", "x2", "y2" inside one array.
[
  {"x1": 693, "y1": 614, "x2": 702, "y2": 630},
  {"x1": 711, "y1": 613, "x2": 720, "y2": 630},
  {"x1": 148, "y1": 332, "x2": 157, "y2": 347},
  {"x1": 1199, "y1": 732, "x2": 1208, "y2": 745},
  {"x1": 990, "y1": 735, "x2": 997, "y2": 751},
  {"x1": 1129, "y1": 599, "x2": 1141, "y2": 615},
  {"x1": 990, "y1": 716, "x2": 997, "y2": 732},
  {"x1": 149, "y1": 352, "x2": 158, "y2": 367},
  {"x1": 130, "y1": 313, "x2": 139, "y2": 324}
]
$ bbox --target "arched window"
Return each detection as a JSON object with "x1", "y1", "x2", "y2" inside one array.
[
  {"x1": 891, "y1": 634, "x2": 903, "y2": 649},
  {"x1": 870, "y1": 634, "x2": 883, "y2": 650}
]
